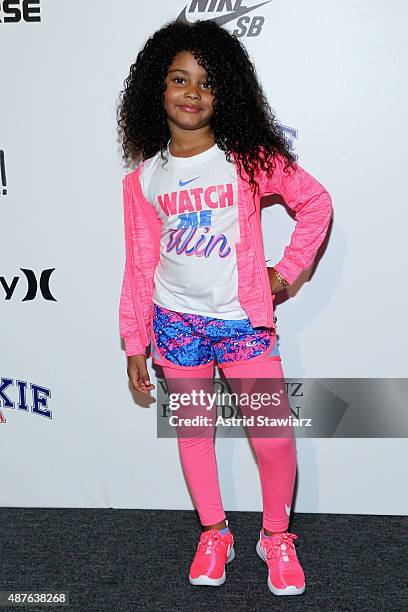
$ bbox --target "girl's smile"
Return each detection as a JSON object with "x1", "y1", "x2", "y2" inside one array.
[{"x1": 178, "y1": 105, "x2": 201, "y2": 113}]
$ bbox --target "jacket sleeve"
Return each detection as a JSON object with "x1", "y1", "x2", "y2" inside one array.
[
  {"x1": 119, "y1": 175, "x2": 148, "y2": 357},
  {"x1": 119, "y1": 267, "x2": 147, "y2": 357},
  {"x1": 259, "y1": 152, "x2": 333, "y2": 286}
]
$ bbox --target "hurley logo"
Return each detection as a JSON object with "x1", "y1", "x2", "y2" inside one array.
[{"x1": 179, "y1": 176, "x2": 200, "y2": 187}]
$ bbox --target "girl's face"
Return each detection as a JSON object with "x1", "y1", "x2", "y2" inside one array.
[{"x1": 163, "y1": 50, "x2": 215, "y2": 131}]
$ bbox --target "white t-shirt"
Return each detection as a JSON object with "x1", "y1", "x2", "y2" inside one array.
[{"x1": 139, "y1": 141, "x2": 247, "y2": 319}]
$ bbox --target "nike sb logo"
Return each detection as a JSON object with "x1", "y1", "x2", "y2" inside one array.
[
  {"x1": 179, "y1": 176, "x2": 200, "y2": 187},
  {"x1": 176, "y1": 1, "x2": 273, "y2": 38}
]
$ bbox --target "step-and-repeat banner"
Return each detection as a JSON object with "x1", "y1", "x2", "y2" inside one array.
[{"x1": 1, "y1": 0, "x2": 407, "y2": 515}]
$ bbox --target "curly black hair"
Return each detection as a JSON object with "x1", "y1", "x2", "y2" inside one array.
[{"x1": 117, "y1": 19, "x2": 296, "y2": 196}]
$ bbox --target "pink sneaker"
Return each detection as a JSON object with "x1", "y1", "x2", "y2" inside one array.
[
  {"x1": 189, "y1": 527, "x2": 235, "y2": 586},
  {"x1": 256, "y1": 531, "x2": 305, "y2": 595}
]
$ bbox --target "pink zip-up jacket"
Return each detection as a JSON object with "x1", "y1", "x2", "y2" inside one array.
[{"x1": 119, "y1": 150, "x2": 333, "y2": 356}]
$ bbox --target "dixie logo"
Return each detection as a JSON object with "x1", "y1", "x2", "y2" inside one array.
[{"x1": 0, "y1": 377, "x2": 52, "y2": 424}]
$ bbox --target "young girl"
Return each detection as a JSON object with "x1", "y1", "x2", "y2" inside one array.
[{"x1": 117, "y1": 19, "x2": 332, "y2": 596}]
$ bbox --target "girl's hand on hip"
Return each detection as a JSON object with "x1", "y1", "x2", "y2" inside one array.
[
  {"x1": 267, "y1": 267, "x2": 288, "y2": 293},
  {"x1": 127, "y1": 354, "x2": 155, "y2": 395}
]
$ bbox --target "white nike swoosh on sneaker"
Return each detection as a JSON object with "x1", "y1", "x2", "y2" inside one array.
[{"x1": 285, "y1": 504, "x2": 291, "y2": 516}]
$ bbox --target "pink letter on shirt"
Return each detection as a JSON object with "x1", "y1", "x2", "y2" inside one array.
[
  {"x1": 178, "y1": 190, "x2": 195, "y2": 214},
  {"x1": 204, "y1": 185, "x2": 218, "y2": 209},
  {"x1": 158, "y1": 192, "x2": 177, "y2": 216},
  {"x1": 190, "y1": 187, "x2": 204, "y2": 211},
  {"x1": 217, "y1": 183, "x2": 234, "y2": 208}
]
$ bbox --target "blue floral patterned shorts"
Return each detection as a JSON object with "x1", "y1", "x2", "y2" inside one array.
[{"x1": 150, "y1": 302, "x2": 279, "y2": 369}]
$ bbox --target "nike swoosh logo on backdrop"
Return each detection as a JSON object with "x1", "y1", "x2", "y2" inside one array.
[
  {"x1": 179, "y1": 176, "x2": 200, "y2": 187},
  {"x1": 176, "y1": 1, "x2": 273, "y2": 27}
]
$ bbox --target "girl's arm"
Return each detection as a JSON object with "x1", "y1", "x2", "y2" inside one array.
[
  {"x1": 258, "y1": 152, "x2": 333, "y2": 286},
  {"x1": 119, "y1": 263, "x2": 146, "y2": 356},
  {"x1": 119, "y1": 175, "x2": 149, "y2": 357},
  {"x1": 119, "y1": 173, "x2": 160, "y2": 395},
  {"x1": 120, "y1": 262, "x2": 155, "y2": 395}
]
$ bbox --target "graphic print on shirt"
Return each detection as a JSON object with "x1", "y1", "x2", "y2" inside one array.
[
  {"x1": 139, "y1": 142, "x2": 248, "y2": 319},
  {"x1": 156, "y1": 180, "x2": 235, "y2": 259}
]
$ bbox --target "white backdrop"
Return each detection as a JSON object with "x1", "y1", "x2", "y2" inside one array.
[{"x1": 1, "y1": 0, "x2": 407, "y2": 515}]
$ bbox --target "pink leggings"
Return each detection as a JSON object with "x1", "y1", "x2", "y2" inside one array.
[{"x1": 162, "y1": 351, "x2": 297, "y2": 532}]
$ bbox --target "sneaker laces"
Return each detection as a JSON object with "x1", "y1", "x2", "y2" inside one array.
[
  {"x1": 198, "y1": 529, "x2": 228, "y2": 554},
  {"x1": 263, "y1": 532, "x2": 298, "y2": 561}
]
